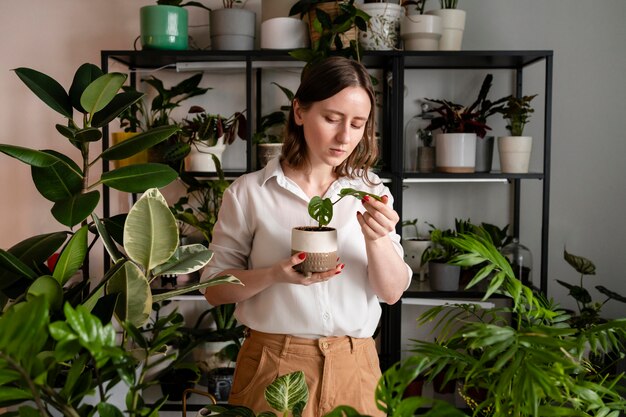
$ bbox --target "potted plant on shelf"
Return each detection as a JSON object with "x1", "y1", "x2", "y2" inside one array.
[
  {"x1": 420, "y1": 224, "x2": 461, "y2": 291},
  {"x1": 358, "y1": 1, "x2": 404, "y2": 51},
  {"x1": 292, "y1": 188, "x2": 382, "y2": 274},
  {"x1": 401, "y1": 218, "x2": 431, "y2": 282},
  {"x1": 181, "y1": 105, "x2": 247, "y2": 173},
  {"x1": 424, "y1": 0, "x2": 466, "y2": 51},
  {"x1": 253, "y1": 82, "x2": 294, "y2": 168},
  {"x1": 210, "y1": 1, "x2": 256, "y2": 51},
  {"x1": 409, "y1": 232, "x2": 626, "y2": 416},
  {"x1": 140, "y1": 0, "x2": 211, "y2": 51},
  {"x1": 424, "y1": 74, "x2": 496, "y2": 173},
  {"x1": 289, "y1": 0, "x2": 371, "y2": 68},
  {"x1": 400, "y1": 0, "x2": 443, "y2": 51},
  {"x1": 494, "y1": 93, "x2": 538, "y2": 173}
]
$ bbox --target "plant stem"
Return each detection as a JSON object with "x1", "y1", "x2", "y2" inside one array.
[{"x1": 0, "y1": 351, "x2": 52, "y2": 417}]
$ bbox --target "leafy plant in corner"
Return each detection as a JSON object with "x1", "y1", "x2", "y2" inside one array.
[
  {"x1": 494, "y1": 93, "x2": 537, "y2": 136},
  {"x1": 253, "y1": 82, "x2": 294, "y2": 144},
  {"x1": 308, "y1": 188, "x2": 383, "y2": 228}
]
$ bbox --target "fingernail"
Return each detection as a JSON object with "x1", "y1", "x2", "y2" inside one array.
[
  {"x1": 298, "y1": 252, "x2": 306, "y2": 260},
  {"x1": 340, "y1": 263, "x2": 345, "y2": 269},
  {"x1": 335, "y1": 271, "x2": 341, "y2": 275},
  {"x1": 362, "y1": 195, "x2": 370, "y2": 203}
]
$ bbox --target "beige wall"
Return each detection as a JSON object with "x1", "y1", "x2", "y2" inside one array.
[{"x1": 1, "y1": 0, "x2": 625, "y2": 318}]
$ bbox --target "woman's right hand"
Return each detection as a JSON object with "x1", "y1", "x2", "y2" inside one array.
[{"x1": 274, "y1": 252, "x2": 344, "y2": 286}]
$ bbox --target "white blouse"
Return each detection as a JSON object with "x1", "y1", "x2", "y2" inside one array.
[{"x1": 201, "y1": 157, "x2": 411, "y2": 339}]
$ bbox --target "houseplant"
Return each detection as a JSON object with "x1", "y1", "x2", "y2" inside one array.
[
  {"x1": 253, "y1": 82, "x2": 294, "y2": 168},
  {"x1": 410, "y1": 232, "x2": 626, "y2": 416},
  {"x1": 181, "y1": 105, "x2": 247, "y2": 172},
  {"x1": 210, "y1": 1, "x2": 256, "y2": 51},
  {"x1": 424, "y1": 0, "x2": 465, "y2": 51},
  {"x1": 420, "y1": 225, "x2": 461, "y2": 291},
  {"x1": 494, "y1": 93, "x2": 537, "y2": 173},
  {"x1": 424, "y1": 74, "x2": 495, "y2": 173},
  {"x1": 358, "y1": 1, "x2": 404, "y2": 51},
  {"x1": 401, "y1": 218, "x2": 431, "y2": 282},
  {"x1": 292, "y1": 188, "x2": 382, "y2": 274},
  {"x1": 400, "y1": 0, "x2": 443, "y2": 51},
  {"x1": 140, "y1": 0, "x2": 211, "y2": 51},
  {"x1": 289, "y1": 0, "x2": 371, "y2": 68}
]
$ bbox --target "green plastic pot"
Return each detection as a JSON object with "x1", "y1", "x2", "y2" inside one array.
[{"x1": 140, "y1": 5, "x2": 188, "y2": 50}]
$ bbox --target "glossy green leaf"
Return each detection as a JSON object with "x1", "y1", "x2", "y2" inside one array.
[
  {"x1": 74, "y1": 127, "x2": 102, "y2": 142},
  {"x1": 308, "y1": 196, "x2": 333, "y2": 227},
  {"x1": 102, "y1": 214, "x2": 126, "y2": 246},
  {"x1": 69, "y1": 63, "x2": 104, "y2": 113},
  {"x1": 55, "y1": 123, "x2": 76, "y2": 140},
  {"x1": 100, "y1": 125, "x2": 180, "y2": 160},
  {"x1": 151, "y1": 244, "x2": 213, "y2": 276},
  {"x1": 53, "y1": 226, "x2": 88, "y2": 285},
  {"x1": 152, "y1": 274, "x2": 242, "y2": 303},
  {"x1": 0, "y1": 387, "x2": 33, "y2": 403},
  {"x1": 264, "y1": 370, "x2": 309, "y2": 413},
  {"x1": 106, "y1": 261, "x2": 152, "y2": 327},
  {"x1": 0, "y1": 250, "x2": 38, "y2": 281},
  {"x1": 0, "y1": 298, "x2": 49, "y2": 363},
  {"x1": 97, "y1": 402, "x2": 125, "y2": 417},
  {"x1": 564, "y1": 249, "x2": 596, "y2": 275},
  {"x1": 124, "y1": 188, "x2": 178, "y2": 272},
  {"x1": 0, "y1": 144, "x2": 62, "y2": 167},
  {"x1": 92, "y1": 213, "x2": 123, "y2": 263},
  {"x1": 51, "y1": 190, "x2": 100, "y2": 227},
  {"x1": 100, "y1": 163, "x2": 178, "y2": 193},
  {"x1": 80, "y1": 72, "x2": 127, "y2": 115},
  {"x1": 31, "y1": 150, "x2": 83, "y2": 202},
  {"x1": 92, "y1": 90, "x2": 144, "y2": 128},
  {"x1": 13, "y1": 67, "x2": 72, "y2": 118},
  {"x1": 27, "y1": 275, "x2": 63, "y2": 311}
]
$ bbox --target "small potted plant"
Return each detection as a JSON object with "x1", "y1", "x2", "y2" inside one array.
[
  {"x1": 494, "y1": 93, "x2": 537, "y2": 173},
  {"x1": 289, "y1": 0, "x2": 371, "y2": 68},
  {"x1": 181, "y1": 105, "x2": 247, "y2": 173},
  {"x1": 358, "y1": 1, "x2": 404, "y2": 51},
  {"x1": 140, "y1": 0, "x2": 211, "y2": 50},
  {"x1": 401, "y1": 218, "x2": 431, "y2": 282},
  {"x1": 400, "y1": 0, "x2": 443, "y2": 51},
  {"x1": 420, "y1": 225, "x2": 461, "y2": 291},
  {"x1": 253, "y1": 82, "x2": 294, "y2": 168},
  {"x1": 292, "y1": 188, "x2": 382, "y2": 274}
]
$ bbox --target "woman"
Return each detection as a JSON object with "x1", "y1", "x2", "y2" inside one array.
[{"x1": 202, "y1": 56, "x2": 411, "y2": 417}]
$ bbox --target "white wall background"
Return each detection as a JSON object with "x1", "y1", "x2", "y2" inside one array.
[{"x1": 1, "y1": 0, "x2": 625, "y2": 320}]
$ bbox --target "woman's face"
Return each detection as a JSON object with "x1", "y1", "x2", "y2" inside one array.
[{"x1": 293, "y1": 86, "x2": 371, "y2": 168}]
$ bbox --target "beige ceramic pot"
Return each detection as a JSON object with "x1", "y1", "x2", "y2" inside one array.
[{"x1": 291, "y1": 227, "x2": 337, "y2": 274}]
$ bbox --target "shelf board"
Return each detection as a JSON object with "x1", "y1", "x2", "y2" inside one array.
[
  {"x1": 403, "y1": 171, "x2": 544, "y2": 181},
  {"x1": 400, "y1": 50, "x2": 553, "y2": 69}
]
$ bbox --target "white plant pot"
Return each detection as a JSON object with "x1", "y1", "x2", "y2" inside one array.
[
  {"x1": 402, "y1": 239, "x2": 431, "y2": 281},
  {"x1": 435, "y1": 133, "x2": 476, "y2": 173},
  {"x1": 426, "y1": 9, "x2": 465, "y2": 51},
  {"x1": 358, "y1": 3, "x2": 404, "y2": 51},
  {"x1": 400, "y1": 14, "x2": 442, "y2": 51},
  {"x1": 291, "y1": 227, "x2": 337, "y2": 274},
  {"x1": 185, "y1": 136, "x2": 226, "y2": 172},
  {"x1": 261, "y1": 17, "x2": 309, "y2": 49},
  {"x1": 498, "y1": 136, "x2": 533, "y2": 173}
]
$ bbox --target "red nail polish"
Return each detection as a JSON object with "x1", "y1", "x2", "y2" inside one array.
[
  {"x1": 335, "y1": 271, "x2": 341, "y2": 275},
  {"x1": 298, "y1": 252, "x2": 306, "y2": 260},
  {"x1": 362, "y1": 195, "x2": 370, "y2": 203},
  {"x1": 340, "y1": 263, "x2": 345, "y2": 269}
]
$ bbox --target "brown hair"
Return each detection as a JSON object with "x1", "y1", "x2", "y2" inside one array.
[{"x1": 280, "y1": 56, "x2": 378, "y2": 182}]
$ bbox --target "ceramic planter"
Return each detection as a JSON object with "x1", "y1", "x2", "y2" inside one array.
[
  {"x1": 425, "y1": 9, "x2": 465, "y2": 51},
  {"x1": 140, "y1": 5, "x2": 188, "y2": 50},
  {"x1": 291, "y1": 227, "x2": 337, "y2": 274},
  {"x1": 475, "y1": 136, "x2": 494, "y2": 173},
  {"x1": 435, "y1": 133, "x2": 476, "y2": 173},
  {"x1": 185, "y1": 137, "x2": 227, "y2": 172},
  {"x1": 400, "y1": 14, "x2": 442, "y2": 51},
  {"x1": 257, "y1": 142, "x2": 283, "y2": 168},
  {"x1": 358, "y1": 3, "x2": 404, "y2": 51},
  {"x1": 261, "y1": 17, "x2": 309, "y2": 49},
  {"x1": 417, "y1": 146, "x2": 435, "y2": 173},
  {"x1": 402, "y1": 239, "x2": 431, "y2": 281},
  {"x1": 210, "y1": 8, "x2": 256, "y2": 50},
  {"x1": 498, "y1": 136, "x2": 532, "y2": 173},
  {"x1": 428, "y1": 262, "x2": 460, "y2": 291}
]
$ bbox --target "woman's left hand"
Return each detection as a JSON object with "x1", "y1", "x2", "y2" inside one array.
[{"x1": 356, "y1": 195, "x2": 399, "y2": 241}]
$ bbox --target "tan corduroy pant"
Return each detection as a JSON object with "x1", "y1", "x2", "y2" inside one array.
[{"x1": 228, "y1": 329, "x2": 385, "y2": 417}]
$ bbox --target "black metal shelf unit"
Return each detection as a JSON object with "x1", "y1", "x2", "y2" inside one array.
[{"x1": 100, "y1": 49, "x2": 553, "y2": 371}]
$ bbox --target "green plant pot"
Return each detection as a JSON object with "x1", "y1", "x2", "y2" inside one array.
[{"x1": 140, "y1": 5, "x2": 188, "y2": 50}]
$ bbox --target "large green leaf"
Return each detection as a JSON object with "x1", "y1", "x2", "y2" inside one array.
[
  {"x1": 564, "y1": 249, "x2": 596, "y2": 275},
  {"x1": 0, "y1": 298, "x2": 50, "y2": 364},
  {"x1": 152, "y1": 274, "x2": 242, "y2": 303},
  {"x1": 92, "y1": 213, "x2": 123, "y2": 263},
  {"x1": 0, "y1": 232, "x2": 68, "y2": 290},
  {"x1": 74, "y1": 127, "x2": 102, "y2": 142},
  {"x1": 264, "y1": 370, "x2": 309, "y2": 413},
  {"x1": 0, "y1": 145, "x2": 62, "y2": 167},
  {"x1": 106, "y1": 261, "x2": 152, "y2": 327},
  {"x1": 13, "y1": 67, "x2": 72, "y2": 118},
  {"x1": 51, "y1": 190, "x2": 100, "y2": 227},
  {"x1": 0, "y1": 250, "x2": 38, "y2": 282},
  {"x1": 100, "y1": 125, "x2": 180, "y2": 160},
  {"x1": 81, "y1": 72, "x2": 127, "y2": 115},
  {"x1": 151, "y1": 244, "x2": 213, "y2": 276},
  {"x1": 100, "y1": 163, "x2": 178, "y2": 193},
  {"x1": 69, "y1": 63, "x2": 104, "y2": 113},
  {"x1": 31, "y1": 150, "x2": 83, "y2": 202},
  {"x1": 123, "y1": 188, "x2": 178, "y2": 272},
  {"x1": 52, "y1": 226, "x2": 88, "y2": 285},
  {"x1": 92, "y1": 90, "x2": 144, "y2": 128}
]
